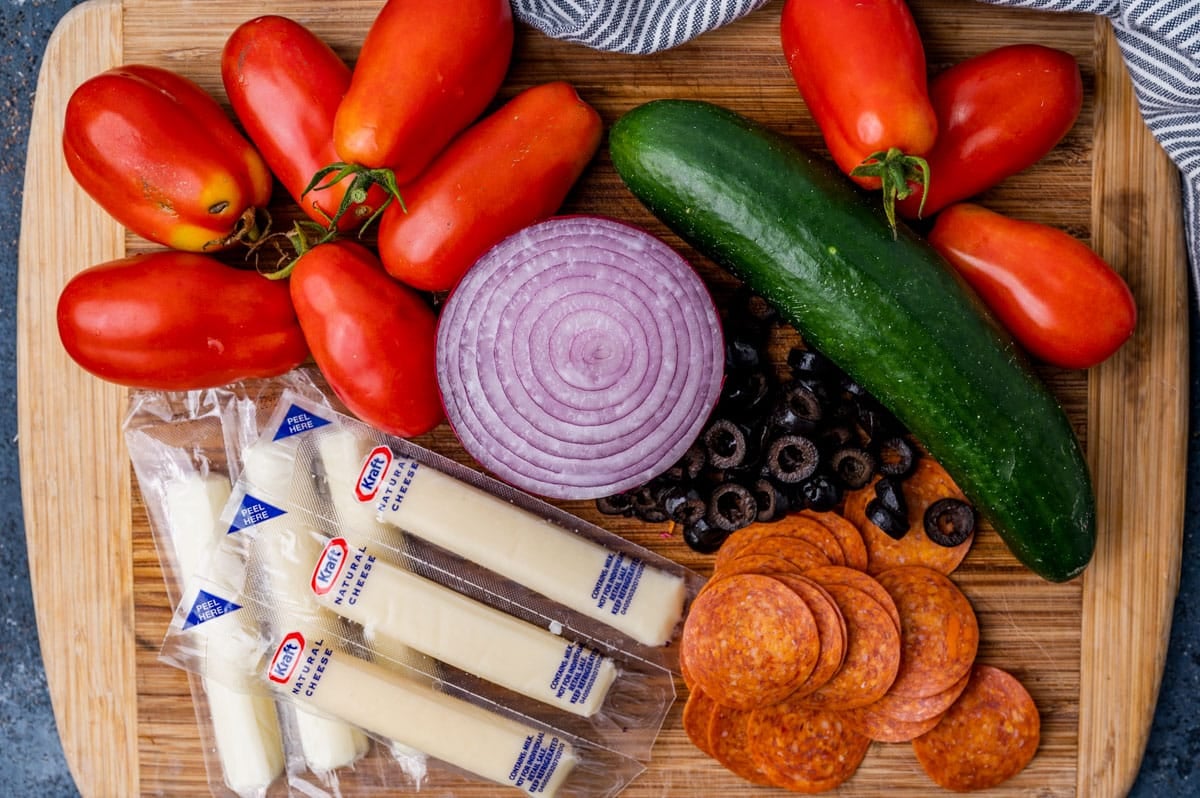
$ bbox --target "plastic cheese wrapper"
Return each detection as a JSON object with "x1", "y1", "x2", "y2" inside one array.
[
  {"x1": 255, "y1": 390, "x2": 703, "y2": 656},
  {"x1": 164, "y1": 573, "x2": 648, "y2": 798},
  {"x1": 190, "y1": 457, "x2": 677, "y2": 762},
  {"x1": 124, "y1": 388, "x2": 286, "y2": 798}
]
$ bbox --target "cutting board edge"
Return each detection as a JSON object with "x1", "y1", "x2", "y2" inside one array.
[
  {"x1": 17, "y1": 1, "x2": 135, "y2": 797},
  {"x1": 1077, "y1": 18, "x2": 1190, "y2": 798}
]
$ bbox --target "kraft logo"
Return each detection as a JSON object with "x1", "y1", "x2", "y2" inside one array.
[
  {"x1": 355, "y1": 446, "x2": 393, "y2": 503},
  {"x1": 311, "y1": 538, "x2": 349, "y2": 596},
  {"x1": 268, "y1": 632, "x2": 305, "y2": 684}
]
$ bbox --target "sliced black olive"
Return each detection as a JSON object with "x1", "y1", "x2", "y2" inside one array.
[
  {"x1": 840, "y1": 374, "x2": 868, "y2": 400},
  {"x1": 724, "y1": 334, "x2": 764, "y2": 371},
  {"x1": 662, "y1": 485, "x2": 708, "y2": 527},
  {"x1": 829, "y1": 446, "x2": 877, "y2": 490},
  {"x1": 750, "y1": 478, "x2": 789, "y2": 523},
  {"x1": 876, "y1": 436, "x2": 917, "y2": 477},
  {"x1": 786, "y1": 346, "x2": 833, "y2": 379},
  {"x1": 924, "y1": 498, "x2": 976, "y2": 547},
  {"x1": 764, "y1": 434, "x2": 821, "y2": 484},
  {"x1": 664, "y1": 442, "x2": 707, "y2": 483},
  {"x1": 866, "y1": 498, "x2": 909, "y2": 539},
  {"x1": 873, "y1": 476, "x2": 907, "y2": 517},
  {"x1": 742, "y1": 291, "x2": 778, "y2": 327},
  {"x1": 706, "y1": 482, "x2": 758, "y2": 532},
  {"x1": 703, "y1": 418, "x2": 756, "y2": 469},
  {"x1": 769, "y1": 384, "x2": 823, "y2": 435},
  {"x1": 796, "y1": 472, "x2": 842, "y2": 512},
  {"x1": 631, "y1": 484, "x2": 669, "y2": 523},
  {"x1": 595, "y1": 492, "x2": 635, "y2": 516},
  {"x1": 683, "y1": 517, "x2": 729, "y2": 554},
  {"x1": 718, "y1": 369, "x2": 772, "y2": 420}
]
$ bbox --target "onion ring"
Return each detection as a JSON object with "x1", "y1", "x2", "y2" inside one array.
[{"x1": 436, "y1": 215, "x2": 724, "y2": 499}]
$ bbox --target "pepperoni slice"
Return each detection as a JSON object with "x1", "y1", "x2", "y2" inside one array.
[
  {"x1": 875, "y1": 566, "x2": 980, "y2": 698},
  {"x1": 715, "y1": 546, "x2": 827, "y2": 579},
  {"x1": 681, "y1": 573, "x2": 821, "y2": 709},
  {"x1": 804, "y1": 564, "x2": 901, "y2": 631},
  {"x1": 746, "y1": 703, "x2": 871, "y2": 793},
  {"x1": 682, "y1": 688, "x2": 719, "y2": 756},
  {"x1": 715, "y1": 516, "x2": 842, "y2": 570},
  {"x1": 796, "y1": 582, "x2": 900, "y2": 711},
  {"x1": 842, "y1": 701, "x2": 946, "y2": 743},
  {"x1": 844, "y1": 458, "x2": 974, "y2": 575},
  {"x1": 797, "y1": 508, "x2": 869, "y2": 571},
  {"x1": 679, "y1": 639, "x2": 696, "y2": 691},
  {"x1": 771, "y1": 574, "x2": 848, "y2": 697},
  {"x1": 868, "y1": 668, "x2": 971, "y2": 723},
  {"x1": 912, "y1": 664, "x2": 1041, "y2": 791},
  {"x1": 707, "y1": 703, "x2": 775, "y2": 786}
]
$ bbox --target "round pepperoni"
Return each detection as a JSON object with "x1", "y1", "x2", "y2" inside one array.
[
  {"x1": 679, "y1": 639, "x2": 696, "y2": 691},
  {"x1": 707, "y1": 702, "x2": 775, "y2": 786},
  {"x1": 715, "y1": 516, "x2": 842, "y2": 569},
  {"x1": 868, "y1": 668, "x2": 971, "y2": 723},
  {"x1": 797, "y1": 508, "x2": 869, "y2": 571},
  {"x1": 843, "y1": 701, "x2": 946, "y2": 743},
  {"x1": 682, "y1": 688, "x2": 718, "y2": 756},
  {"x1": 913, "y1": 664, "x2": 1041, "y2": 791},
  {"x1": 681, "y1": 573, "x2": 821, "y2": 709},
  {"x1": 715, "y1": 548, "x2": 825, "y2": 579},
  {"x1": 844, "y1": 458, "x2": 974, "y2": 575},
  {"x1": 804, "y1": 564, "x2": 901, "y2": 631},
  {"x1": 747, "y1": 703, "x2": 871, "y2": 793},
  {"x1": 771, "y1": 574, "x2": 848, "y2": 697},
  {"x1": 875, "y1": 566, "x2": 980, "y2": 698},
  {"x1": 796, "y1": 582, "x2": 900, "y2": 711}
]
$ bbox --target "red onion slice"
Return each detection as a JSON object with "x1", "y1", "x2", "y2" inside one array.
[{"x1": 436, "y1": 215, "x2": 724, "y2": 500}]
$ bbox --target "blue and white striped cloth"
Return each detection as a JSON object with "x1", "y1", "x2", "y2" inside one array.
[{"x1": 513, "y1": 0, "x2": 1200, "y2": 296}]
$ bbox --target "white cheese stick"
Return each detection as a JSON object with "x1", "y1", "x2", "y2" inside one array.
[
  {"x1": 255, "y1": 525, "x2": 371, "y2": 772},
  {"x1": 311, "y1": 537, "x2": 617, "y2": 717},
  {"x1": 164, "y1": 475, "x2": 284, "y2": 797},
  {"x1": 268, "y1": 631, "x2": 578, "y2": 797},
  {"x1": 351, "y1": 442, "x2": 687, "y2": 646}
]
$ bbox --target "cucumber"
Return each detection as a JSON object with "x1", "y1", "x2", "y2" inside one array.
[{"x1": 609, "y1": 99, "x2": 1095, "y2": 582}]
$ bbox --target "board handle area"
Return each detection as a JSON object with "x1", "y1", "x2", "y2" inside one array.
[{"x1": 17, "y1": 2, "x2": 132, "y2": 796}]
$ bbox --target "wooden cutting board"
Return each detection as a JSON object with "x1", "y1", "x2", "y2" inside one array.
[{"x1": 17, "y1": 0, "x2": 1189, "y2": 796}]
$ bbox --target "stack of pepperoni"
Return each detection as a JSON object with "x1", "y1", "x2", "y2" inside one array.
[{"x1": 679, "y1": 456, "x2": 1040, "y2": 793}]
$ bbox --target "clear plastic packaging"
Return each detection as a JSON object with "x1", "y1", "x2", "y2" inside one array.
[{"x1": 153, "y1": 380, "x2": 699, "y2": 796}]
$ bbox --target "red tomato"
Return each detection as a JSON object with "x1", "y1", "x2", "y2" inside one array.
[
  {"x1": 290, "y1": 241, "x2": 443, "y2": 436},
  {"x1": 221, "y1": 16, "x2": 387, "y2": 232},
  {"x1": 333, "y1": 0, "x2": 514, "y2": 181},
  {"x1": 63, "y1": 64, "x2": 273, "y2": 252},
  {"x1": 377, "y1": 81, "x2": 602, "y2": 293},
  {"x1": 897, "y1": 44, "x2": 1083, "y2": 219},
  {"x1": 928, "y1": 203, "x2": 1136, "y2": 369},
  {"x1": 781, "y1": 0, "x2": 936, "y2": 219},
  {"x1": 56, "y1": 251, "x2": 309, "y2": 389}
]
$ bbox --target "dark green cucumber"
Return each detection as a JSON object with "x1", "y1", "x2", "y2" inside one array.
[{"x1": 609, "y1": 99, "x2": 1095, "y2": 582}]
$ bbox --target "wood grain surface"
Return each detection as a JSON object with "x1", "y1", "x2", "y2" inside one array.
[{"x1": 17, "y1": 1, "x2": 1188, "y2": 796}]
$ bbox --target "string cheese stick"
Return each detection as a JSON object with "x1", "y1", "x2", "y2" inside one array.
[
  {"x1": 345, "y1": 437, "x2": 687, "y2": 646},
  {"x1": 268, "y1": 631, "x2": 578, "y2": 797},
  {"x1": 164, "y1": 475, "x2": 284, "y2": 797},
  {"x1": 311, "y1": 537, "x2": 618, "y2": 716},
  {"x1": 243, "y1": 441, "x2": 372, "y2": 772}
]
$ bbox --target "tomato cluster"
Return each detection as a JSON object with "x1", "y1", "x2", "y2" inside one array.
[
  {"x1": 780, "y1": 0, "x2": 1136, "y2": 370},
  {"x1": 56, "y1": 0, "x2": 602, "y2": 437}
]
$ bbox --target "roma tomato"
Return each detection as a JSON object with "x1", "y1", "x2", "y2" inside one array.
[
  {"x1": 333, "y1": 0, "x2": 514, "y2": 181},
  {"x1": 63, "y1": 64, "x2": 273, "y2": 251},
  {"x1": 781, "y1": 0, "x2": 936, "y2": 223},
  {"x1": 222, "y1": 16, "x2": 387, "y2": 232},
  {"x1": 897, "y1": 44, "x2": 1083, "y2": 220},
  {"x1": 377, "y1": 81, "x2": 602, "y2": 293},
  {"x1": 929, "y1": 203, "x2": 1136, "y2": 369},
  {"x1": 290, "y1": 241, "x2": 443, "y2": 436},
  {"x1": 56, "y1": 251, "x2": 309, "y2": 389}
]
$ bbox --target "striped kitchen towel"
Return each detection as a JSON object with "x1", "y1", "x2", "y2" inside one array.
[{"x1": 512, "y1": 0, "x2": 1200, "y2": 293}]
